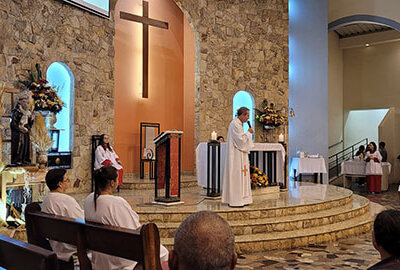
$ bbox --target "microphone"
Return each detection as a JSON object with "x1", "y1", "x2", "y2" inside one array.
[{"x1": 247, "y1": 121, "x2": 252, "y2": 128}]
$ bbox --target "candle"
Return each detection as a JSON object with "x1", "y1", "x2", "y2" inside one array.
[
  {"x1": 211, "y1": 131, "x2": 217, "y2": 141},
  {"x1": 278, "y1": 133, "x2": 284, "y2": 142}
]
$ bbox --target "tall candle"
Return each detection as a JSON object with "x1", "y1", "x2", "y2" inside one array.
[
  {"x1": 211, "y1": 131, "x2": 217, "y2": 141},
  {"x1": 278, "y1": 133, "x2": 284, "y2": 142}
]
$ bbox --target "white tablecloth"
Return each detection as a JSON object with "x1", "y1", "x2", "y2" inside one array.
[
  {"x1": 340, "y1": 160, "x2": 366, "y2": 175},
  {"x1": 290, "y1": 157, "x2": 327, "y2": 177},
  {"x1": 340, "y1": 160, "x2": 391, "y2": 176},
  {"x1": 196, "y1": 142, "x2": 286, "y2": 188}
]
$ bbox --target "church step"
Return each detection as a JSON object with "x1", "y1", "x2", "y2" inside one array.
[
  {"x1": 156, "y1": 195, "x2": 369, "y2": 238},
  {"x1": 138, "y1": 192, "x2": 353, "y2": 223},
  {"x1": 160, "y1": 212, "x2": 372, "y2": 252},
  {"x1": 121, "y1": 175, "x2": 198, "y2": 190}
]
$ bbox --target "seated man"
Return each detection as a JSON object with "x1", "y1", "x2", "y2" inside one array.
[
  {"x1": 169, "y1": 211, "x2": 237, "y2": 270},
  {"x1": 41, "y1": 169, "x2": 84, "y2": 263}
]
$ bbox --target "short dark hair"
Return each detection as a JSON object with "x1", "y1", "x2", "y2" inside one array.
[
  {"x1": 217, "y1": 136, "x2": 224, "y2": 141},
  {"x1": 374, "y1": 209, "x2": 400, "y2": 257},
  {"x1": 236, "y1": 107, "x2": 249, "y2": 117},
  {"x1": 379, "y1": 141, "x2": 386, "y2": 148},
  {"x1": 45, "y1": 169, "x2": 67, "y2": 191},
  {"x1": 174, "y1": 211, "x2": 235, "y2": 270}
]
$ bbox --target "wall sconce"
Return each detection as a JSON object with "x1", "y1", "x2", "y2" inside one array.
[{"x1": 289, "y1": 108, "x2": 295, "y2": 117}]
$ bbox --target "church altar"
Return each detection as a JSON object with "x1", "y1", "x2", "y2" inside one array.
[{"x1": 196, "y1": 142, "x2": 286, "y2": 189}]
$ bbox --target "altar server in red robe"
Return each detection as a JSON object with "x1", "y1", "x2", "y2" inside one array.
[
  {"x1": 365, "y1": 142, "x2": 383, "y2": 193},
  {"x1": 94, "y1": 134, "x2": 123, "y2": 192}
]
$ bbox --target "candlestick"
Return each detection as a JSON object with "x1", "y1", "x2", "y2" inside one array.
[
  {"x1": 211, "y1": 131, "x2": 217, "y2": 141},
  {"x1": 278, "y1": 133, "x2": 284, "y2": 142}
]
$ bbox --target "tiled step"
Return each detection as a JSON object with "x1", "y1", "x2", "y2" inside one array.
[
  {"x1": 160, "y1": 212, "x2": 372, "y2": 252},
  {"x1": 156, "y1": 195, "x2": 369, "y2": 238},
  {"x1": 138, "y1": 192, "x2": 353, "y2": 223},
  {"x1": 121, "y1": 175, "x2": 198, "y2": 190}
]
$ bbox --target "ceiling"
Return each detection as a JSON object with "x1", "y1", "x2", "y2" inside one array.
[{"x1": 334, "y1": 23, "x2": 392, "y2": 39}]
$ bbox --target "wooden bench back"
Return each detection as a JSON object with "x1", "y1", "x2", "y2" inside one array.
[
  {"x1": 0, "y1": 234, "x2": 59, "y2": 270},
  {"x1": 25, "y1": 202, "x2": 162, "y2": 270}
]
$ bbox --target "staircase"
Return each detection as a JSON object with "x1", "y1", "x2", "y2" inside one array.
[{"x1": 329, "y1": 138, "x2": 368, "y2": 181}]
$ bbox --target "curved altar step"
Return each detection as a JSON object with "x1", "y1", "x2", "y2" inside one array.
[
  {"x1": 156, "y1": 195, "x2": 369, "y2": 239},
  {"x1": 130, "y1": 183, "x2": 372, "y2": 251},
  {"x1": 121, "y1": 174, "x2": 198, "y2": 190}
]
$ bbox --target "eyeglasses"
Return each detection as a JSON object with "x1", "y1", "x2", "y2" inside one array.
[{"x1": 63, "y1": 178, "x2": 70, "y2": 183}]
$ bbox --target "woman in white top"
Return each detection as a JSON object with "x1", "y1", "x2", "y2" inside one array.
[
  {"x1": 41, "y1": 168, "x2": 84, "y2": 263},
  {"x1": 94, "y1": 134, "x2": 123, "y2": 192},
  {"x1": 365, "y1": 142, "x2": 383, "y2": 193},
  {"x1": 84, "y1": 166, "x2": 169, "y2": 270}
]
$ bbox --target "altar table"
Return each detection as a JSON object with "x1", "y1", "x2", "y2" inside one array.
[
  {"x1": 290, "y1": 157, "x2": 327, "y2": 184},
  {"x1": 196, "y1": 142, "x2": 286, "y2": 189}
]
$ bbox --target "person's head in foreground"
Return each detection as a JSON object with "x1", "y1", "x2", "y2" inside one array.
[
  {"x1": 372, "y1": 210, "x2": 400, "y2": 263},
  {"x1": 236, "y1": 107, "x2": 250, "y2": 123},
  {"x1": 217, "y1": 136, "x2": 225, "y2": 143},
  {"x1": 169, "y1": 210, "x2": 237, "y2": 270},
  {"x1": 93, "y1": 165, "x2": 118, "y2": 210},
  {"x1": 358, "y1": 145, "x2": 365, "y2": 152},
  {"x1": 45, "y1": 168, "x2": 69, "y2": 193}
]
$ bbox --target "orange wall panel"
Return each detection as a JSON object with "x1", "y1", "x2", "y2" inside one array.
[{"x1": 114, "y1": 0, "x2": 194, "y2": 173}]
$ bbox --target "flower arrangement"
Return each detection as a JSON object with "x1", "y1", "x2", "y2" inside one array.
[
  {"x1": 31, "y1": 114, "x2": 53, "y2": 153},
  {"x1": 19, "y1": 64, "x2": 63, "y2": 114},
  {"x1": 255, "y1": 99, "x2": 286, "y2": 127},
  {"x1": 250, "y1": 165, "x2": 268, "y2": 189}
]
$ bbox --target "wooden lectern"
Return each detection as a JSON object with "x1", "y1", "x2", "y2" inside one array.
[{"x1": 153, "y1": 130, "x2": 183, "y2": 203}]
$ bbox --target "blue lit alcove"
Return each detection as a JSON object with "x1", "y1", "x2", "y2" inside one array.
[
  {"x1": 46, "y1": 62, "x2": 74, "y2": 152},
  {"x1": 232, "y1": 90, "x2": 255, "y2": 135}
]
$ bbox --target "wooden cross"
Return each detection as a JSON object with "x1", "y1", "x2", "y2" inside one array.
[
  {"x1": 120, "y1": 1, "x2": 169, "y2": 98},
  {"x1": 242, "y1": 165, "x2": 248, "y2": 176}
]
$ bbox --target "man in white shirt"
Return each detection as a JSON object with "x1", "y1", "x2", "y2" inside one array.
[
  {"x1": 41, "y1": 169, "x2": 84, "y2": 263},
  {"x1": 222, "y1": 107, "x2": 254, "y2": 207}
]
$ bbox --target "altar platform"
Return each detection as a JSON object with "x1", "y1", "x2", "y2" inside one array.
[{"x1": 72, "y1": 178, "x2": 373, "y2": 253}]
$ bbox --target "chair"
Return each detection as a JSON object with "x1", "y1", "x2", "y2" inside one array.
[
  {"x1": 140, "y1": 123, "x2": 160, "y2": 179},
  {"x1": 91, "y1": 135, "x2": 102, "y2": 192},
  {"x1": 0, "y1": 234, "x2": 59, "y2": 270}
]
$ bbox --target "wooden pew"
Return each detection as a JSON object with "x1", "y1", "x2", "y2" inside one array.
[
  {"x1": 25, "y1": 202, "x2": 162, "y2": 270},
  {"x1": 0, "y1": 234, "x2": 59, "y2": 270}
]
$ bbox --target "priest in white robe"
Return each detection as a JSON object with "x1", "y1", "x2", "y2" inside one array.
[{"x1": 222, "y1": 107, "x2": 254, "y2": 207}]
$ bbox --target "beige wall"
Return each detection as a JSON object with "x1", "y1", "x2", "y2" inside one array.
[
  {"x1": 328, "y1": 32, "x2": 343, "y2": 156},
  {"x1": 342, "y1": 41, "x2": 400, "y2": 183},
  {"x1": 378, "y1": 108, "x2": 399, "y2": 183},
  {"x1": 343, "y1": 41, "x2": 400, "y2": 111},
  {"x1": 329, "y1": 0, "x2": 400, "y2": 23}
]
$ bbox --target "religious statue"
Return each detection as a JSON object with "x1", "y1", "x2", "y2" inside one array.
[{"x1": 10, "y1": 90, "x2": 34, "y2": 165}]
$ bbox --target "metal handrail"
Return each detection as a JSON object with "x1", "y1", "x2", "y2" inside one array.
[
  {"x1": 329, "y1": 140, "x2": 343, "y2": 149},
  {"x1": 328, "y1": 138, "x2": 368, "y2": 179},
  {"x1": 328, "y1": 138, "x2": 368, "y2": 159}
]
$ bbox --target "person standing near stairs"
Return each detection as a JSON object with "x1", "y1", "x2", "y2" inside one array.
[{"x1": 365, "y1": 142, "x2": 383, "y2": 193}]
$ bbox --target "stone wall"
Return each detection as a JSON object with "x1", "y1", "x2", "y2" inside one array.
[
  {"x1": 174, "y1": 0, "x2": 289, "y2": 144},
  {"x1": 0, "y1": 0, "x2": 116, "y2": 192}
]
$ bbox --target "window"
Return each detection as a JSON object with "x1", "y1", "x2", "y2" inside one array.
[
  {"x1": 46, "y1": 62, "x2": 74, "y2": 152},
  {"x1": 232, "y1": 90, "x2": 255, "y2": 135}
]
